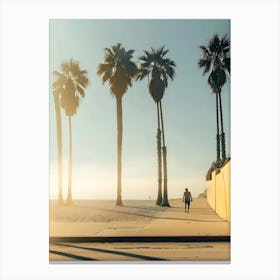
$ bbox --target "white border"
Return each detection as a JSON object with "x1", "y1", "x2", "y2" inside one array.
[{"x1": 1, "y1": 0, "x2": 279, "y2": 279}]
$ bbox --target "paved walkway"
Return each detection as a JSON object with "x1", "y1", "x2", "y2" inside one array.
[{"x1": 50, "y1": 198, "x2": 230, "y2": 240}]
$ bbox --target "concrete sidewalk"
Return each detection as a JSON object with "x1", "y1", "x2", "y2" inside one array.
[{"x1": 50, "y1": 198, "x2": 230, "y2": 241}]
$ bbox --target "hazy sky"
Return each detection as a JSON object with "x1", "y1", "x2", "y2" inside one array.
[{"x1": 49, "y1": 19, "x2": 230, "y2": 200}]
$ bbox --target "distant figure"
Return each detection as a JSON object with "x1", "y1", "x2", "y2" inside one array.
[{"x1": 182, "y1": 188, "x2": 192, "y2": 213}]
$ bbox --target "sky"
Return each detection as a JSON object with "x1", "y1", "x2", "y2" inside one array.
[{"x1": 49, "y1": 19, "x2": 230, "y2": 200}]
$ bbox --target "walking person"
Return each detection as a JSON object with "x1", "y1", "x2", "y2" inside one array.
[{"x1": 182, "y1": 188, "x2": 192, "y2": 213}]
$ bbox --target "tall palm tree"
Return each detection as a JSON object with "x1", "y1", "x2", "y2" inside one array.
[
  {"x1": 54, "y1": 59, "x2": 89, "y2": 205},
  {"x1": 136, "y1": 46, "x2": 176, "y2": 207},
  {"x1": 52, "y1": 77, "x2": 64, "y2": 205},
  {"x1": 198, "y1": 34, "x2": 230, "y2": 162},
  {"x1": 97, "y1": 43, "x2": 137, "y2": 206}
]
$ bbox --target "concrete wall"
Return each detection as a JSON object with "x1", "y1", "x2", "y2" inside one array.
[{"x1": 206, "y1": 161, "x2": 230, "y2": 221}]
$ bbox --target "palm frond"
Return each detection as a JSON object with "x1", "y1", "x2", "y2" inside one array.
[
  {"x1": 138, "y1": 55, "x2": 148, "y2": 62},
  {"x1": 198, "y1": 58, "x2": 211, "y2": 75},
  {"x1": 137, "y1": 46, "x2": 176, "y2": 100},
  {"x1": 199, "y1": 45, "x2": 207, "y2": 52},
  {"x1": 209, "y1": 34, "x2": 220, "y2": 52},
  {"x1": 53, "y1": 70, "x2": 64, "y2": 78},
  {"x1": 135, "y1": 68, "x2": 149, "y2": 81},
  {"x1": 112, "y1": 43, "x2": 122, "y2": 55},
  {"x1": 140, "y1": 62, "x2": 151, "y2": 68},
  {"x1": 162, "y1": 48, "x2": 169, "y2": 57},
  {"x1": 224, "y1": 57, "x2": 230, "y2": 73},
  {"x1": 53, "y1": 59, "x2": 88, "y2": 116},
  {"x1": 143, "y1": 50, "x2": 151, "y2": 57},
  {"x1": 97, "y1": 43, "x2": 137, "y2": 97},
  {"x1": 164, "y1": 58, "x2": 176, "y2": 67},
  {"x1": 105, "y1": 48, "x2": 114, "y2": 56},
  {"x1": 165, "y1": 65, "x2": 175, "y2": 80},
  {"x1": 198, "y1": 34, "x2": 230, "y2": 90},
  {"x1": 61, "y1": 61, "x2": 69, "y2": 73},
  {"x1": 125, "y1": 49, "x2": 135, "y2": 59},
  {"x1": 76, "y1": 85, "x2": 85, "y2": 98}
]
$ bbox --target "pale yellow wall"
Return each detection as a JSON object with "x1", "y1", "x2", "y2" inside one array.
[
  {"x1": 206, "y1": 161, "x2": 230, "y2": 221},
  {"x1": 207, "y1": 174, "x2": 215, "y2": 210}
]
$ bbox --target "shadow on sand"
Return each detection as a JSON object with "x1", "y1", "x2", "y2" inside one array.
[
  {"x1": 51, "y1": 243, "x2": 166, "y2": 261},
  {"x1": 89, "y1": 207, "x2": 225, "y2": 223},
  {"x1": 49, "y1": 249, "x2": 98, "y2": 261}
]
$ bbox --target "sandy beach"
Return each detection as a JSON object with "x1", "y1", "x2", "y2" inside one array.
[
  {"x1": 49, "y1": 198, "x2": 230, "y2": 261},
  {"x1": 50, "y1": 199, "x2": 166, "y2": 223},
  {"x1": 50, "y1": 198, "x2": 230, "y2": 237}
]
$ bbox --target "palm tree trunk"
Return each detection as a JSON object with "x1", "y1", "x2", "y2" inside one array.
[
  {"x1": 54, "y1": 93, "x2": 63, "y2": 205},
  {"x1": 116, "y1": 96, "x2": 123, "y2": 206},
  {"x1": 215, "y1": 93, "x2": 221, "y2": 162},
  {"x1": 66, "y1": 116, "x2": 73, "y2": 205},
  {"x1": 159, "y1": 101, "x2": 170, "y2": 207},
  {"x1": 156, "y1": 102, "x2": 162, "y2": 205},
  {"x1": 218, "y1": 89, "x2": 226, "y2": 161}
]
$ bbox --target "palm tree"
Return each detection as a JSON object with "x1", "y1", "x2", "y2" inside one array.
[
  {"x1": 52, "y1": 77, "x2": 64, "y2": 205},
  {"x1": 54, "y1": 59, "x2": 89, "y2": 205},
  {"x1": 136, "y1": 47, "x2": 176, "y2": 207},
  {"x1": 198, "y1": 34, "x2": 230, "y2": 162},
  {"x1": 97, "y1": 43, "x2": 137, "y2": 206}
]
